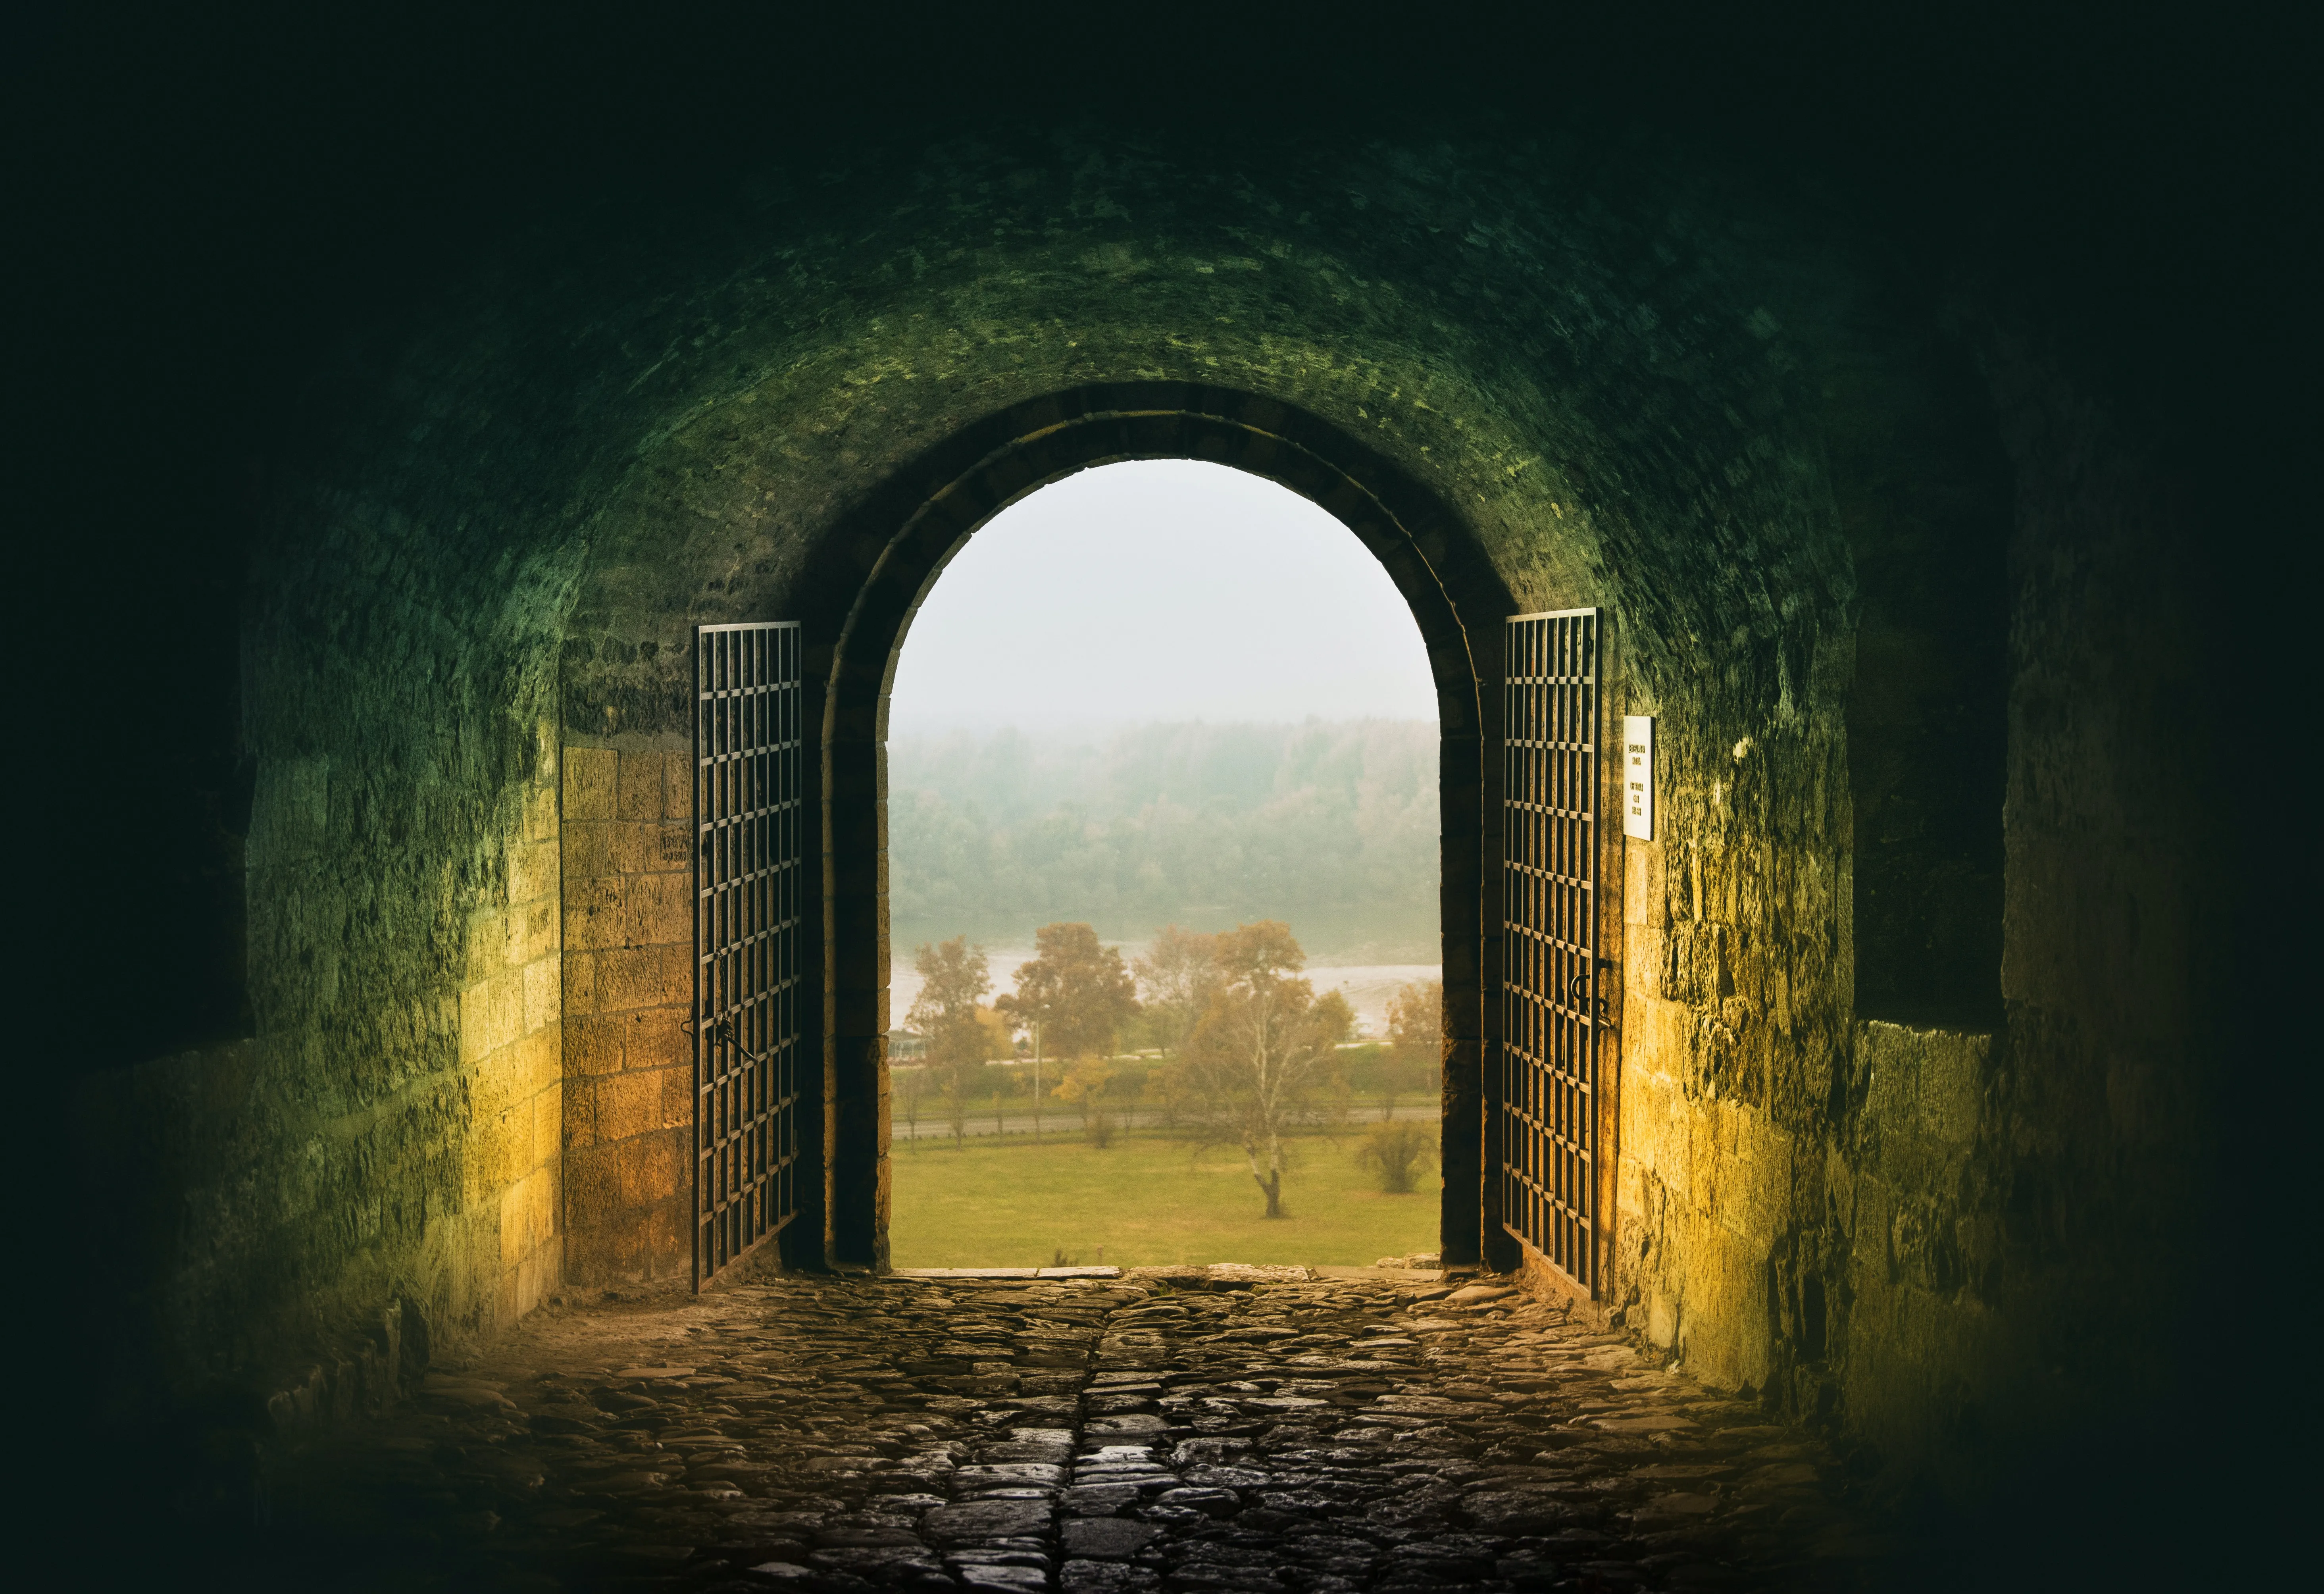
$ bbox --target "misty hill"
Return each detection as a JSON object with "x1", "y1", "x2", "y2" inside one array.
[{"x1": 889, "y1": 720, "x2": 1438, "y2": 960}]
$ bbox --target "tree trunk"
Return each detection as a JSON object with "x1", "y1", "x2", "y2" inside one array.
[{"x1": 1254, "y1": 1166, "x2": 1283, "y2": 1218}]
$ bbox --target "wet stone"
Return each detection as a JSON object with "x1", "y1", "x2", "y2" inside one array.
[
  {"x1": 811, "y1": 1544, "x2": 944, "y2": 1573},
  {"x1": 244, "y1": 1271, "x2": 1913, "y2": 1588},
  {"x1": 1062, "y1": 1517, "x2": 1161, "y2": 1559},
  {"x1": 1152, "y1": 1486, "x2": 1241, "y2": 1517},
  {"x1": 956, "y1": 1567, "x2": 1047, "y2": 1590},
  {"x1": 955, "y1": 1463, "x2": 1067, "y2": 1486},
  {"x1": 924, "y1": 1499, "x2": 1053, "y2": 1542}
]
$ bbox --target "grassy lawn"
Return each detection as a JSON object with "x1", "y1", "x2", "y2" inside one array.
[{"x1": 889, "y1": 1129, "x2": 1437, "y2": 1269}]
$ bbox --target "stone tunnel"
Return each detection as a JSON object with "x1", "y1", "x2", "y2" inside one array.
[{"x1": 26, "y1": 13, "x2": 2295, "y2": 1591}]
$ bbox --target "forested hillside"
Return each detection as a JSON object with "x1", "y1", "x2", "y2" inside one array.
[{"x1": 889, "y1": 720, "x2": 1437, "y2": 958}]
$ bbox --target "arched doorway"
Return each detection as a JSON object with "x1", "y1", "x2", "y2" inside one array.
[
  {"x1": 713, "y1": 382, "x2": 1614, "y2": 1290},
  {"x1": 875, "y1": 459, "x2": 1445, "y2": 1266},
  {"x1": 75, "y1": 100, "x2": 2212, "y2": 1539}
]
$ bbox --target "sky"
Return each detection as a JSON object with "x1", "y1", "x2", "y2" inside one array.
[{"x1": 889, "y1": 460, "x2": 1438, "y2": 733}]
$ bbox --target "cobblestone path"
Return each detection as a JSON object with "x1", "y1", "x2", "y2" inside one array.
[{"x1": 252, "y1": 1270, "x2": 1904, "y2": 1592}]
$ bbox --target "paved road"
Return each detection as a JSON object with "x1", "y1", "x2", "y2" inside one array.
[
  {"x1": 894, "y1": 1105, "x2": 1441, "y2": 1142},
  {"x1": 243, "y1": 1266, "x2": 1910, "y2": 1590}
]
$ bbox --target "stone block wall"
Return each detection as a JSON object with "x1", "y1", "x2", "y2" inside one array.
[
  {"x1": 93, "y1": 123, "x2": 2227, "y2": 1526},
  {"x1": 1608, "y1": 661, "x2": 1859, "y2": 1387},
  {"x1": 458, "y1": 767, "x2": 565, "y2": 1330},
  {"x1": 560, "y1": 739, "x2": 696, "y2": 1284},
  {"x1": 73, "y1": 702, "x2": 572, "y2": 1433},
  {"x1": 1616, "y1": 832, "x2": 1792, "y2": 1396}
]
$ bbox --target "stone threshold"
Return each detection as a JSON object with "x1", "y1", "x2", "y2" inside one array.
[
  {"x1": 890, "y1": 1266, "x2": 1124, "y2": 1279},
  {"x1": 889, "y1": 1261, "x2": 1474, "y2": 1283}
]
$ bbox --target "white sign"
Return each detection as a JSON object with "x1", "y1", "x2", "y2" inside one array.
[{"x1": 1622, "y1": 715, "x2": 1655, "y2": 840}]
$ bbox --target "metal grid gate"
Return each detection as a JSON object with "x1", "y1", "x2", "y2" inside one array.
[
  {"x1": 693, "y1": 621, "x2": 804, "y2": 1288},
  {"x1": 1501, "y1": 608, "x2": 1602, "y2": 1291}
]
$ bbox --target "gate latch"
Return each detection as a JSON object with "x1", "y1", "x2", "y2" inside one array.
[
  {"x1": 1566, "y1": 960, "x2": 1617, "y2": 1024},
  {"x1": 682, "y1": 1015, "x2": 771, "y2": 1066}
]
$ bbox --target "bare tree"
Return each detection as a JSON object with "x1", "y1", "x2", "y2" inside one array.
[
  {"x1": 906, "y1": 936, "x2": 991, "y2": 1151},
  {"x1": 1179, "y1": 921, "x2": 1355, "y2": 1218}
]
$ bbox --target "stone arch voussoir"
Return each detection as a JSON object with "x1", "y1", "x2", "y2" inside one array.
[{"x1": 792, "y1": 382, "x2": 1516, "y2": 1273}]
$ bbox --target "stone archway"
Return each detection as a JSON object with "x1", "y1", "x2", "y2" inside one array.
[
  {"x1": 525, "y1": 130, "x2": 2021, "y2": 1462},
  {"x1": 555, "y1": 382, "x2": 1580, "y2": 1288},
  {"x1": 42, "y1": 28, "x2": 2252, "y2": 1558},
  {"x1": 792, "y1": 383, "x2": 1527, "y2": 1275},
  {"x1": 181, "y1": 124, "x2": 2189, "y2": 1524}
]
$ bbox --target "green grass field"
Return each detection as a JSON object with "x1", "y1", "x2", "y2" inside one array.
[{"x1": 888, "y1": 1129, "x2": 1438, "y2": 1269}]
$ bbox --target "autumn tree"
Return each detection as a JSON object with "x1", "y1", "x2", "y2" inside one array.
[
  {"x1": 1133, "y1": 924, "x2": 1223, "y2": 1059},
  {"x1": 906, "y1": 936, "x2": 992, "y2": 1150},
  {"x1": 1380, "y1": 978, "x2": 1445, "y2": 1120},
  {"x1": 1052, "y1": 1054, "x2": 1113, "y2": 1142},
  {"x1": 1135, "y1": 925, "x2": 1221, "y2": 1133},
  {"x1": 1178, "y1": 920, "x2": 1355, "y2": 1218},
  {"x1": 896, "y1": 1063, "x2": 929, "y2": 1143},
  {"x1": 996, "y1": 922, "x2": 1139, "y2": 1135},
  {"x1": 1110, "y1": 1061, "x2": 1147, "y2": 1143},
  {"x1": 976, "y1": 1005, "x2": 1014, "y2": 1065}
]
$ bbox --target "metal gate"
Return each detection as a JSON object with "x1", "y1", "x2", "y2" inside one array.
[
  {"x1": 1501, "y1": 608, "x2": 1603, "y2": 1291},
  {"x1": 693, "y1": 621, "x2": 804, "y2": 1288}
]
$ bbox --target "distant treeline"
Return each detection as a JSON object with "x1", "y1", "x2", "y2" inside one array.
[{"x1": 889, "y1": 720, "x2": 1438, "y2": 956}]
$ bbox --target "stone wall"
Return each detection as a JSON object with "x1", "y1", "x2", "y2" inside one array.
[
  {"x1": 69, "y1": 123, "x2": 2232, "y2": 1523},
  {"x1": 78, "y1": 715, "x2": 567, "y2": 1422},
  {"x1": 1605, "y1": 323, "x2": 2221, "y2": 1501},
  {"x1": 559, "y1": 739, "x2": 696, "y2": 1284},
  {"x1": 459, "y1": 741, "x2": 565, "y2": 1328}
]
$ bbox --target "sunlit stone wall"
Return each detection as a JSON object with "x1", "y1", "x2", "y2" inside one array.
[
  {"x1": 559, "y1": 741, "x2": 696, "y2": 1284},
  {"x1": 459, "y1": 730, "x2": 564, "y2": 1328},
  {"x1": 82, "y1": 125, "x2": 2222, "y2": 1517}
]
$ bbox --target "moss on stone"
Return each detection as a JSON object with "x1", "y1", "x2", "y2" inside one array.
[{"x1": 74, "y1": 124, "x2": 2223, "y2": 1517}]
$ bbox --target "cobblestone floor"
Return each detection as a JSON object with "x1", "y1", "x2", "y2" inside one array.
[{"x1": 247, "y1": 1269, "x2": 1907, "y2": 1592}]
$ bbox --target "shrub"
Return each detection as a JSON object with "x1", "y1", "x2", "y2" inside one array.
[{"x1": 1353, "y1": 1121, "x2": 1437, "y2": 1194}]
